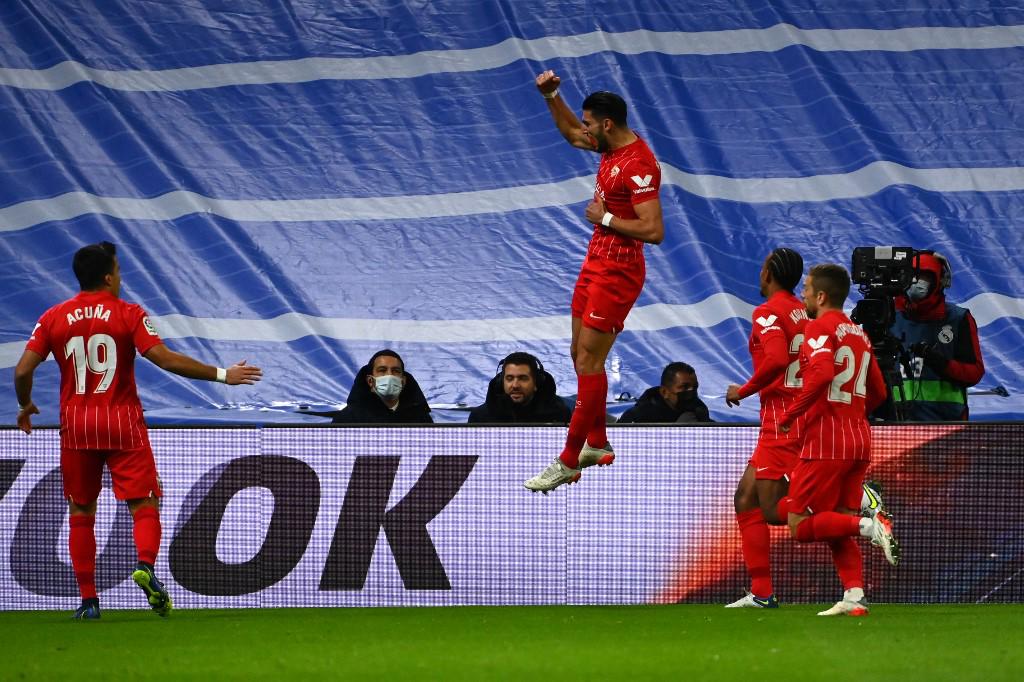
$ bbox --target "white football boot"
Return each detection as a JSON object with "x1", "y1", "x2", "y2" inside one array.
[
  {"x1": 524, "y1": 459, "x2": 581, "y2": 494},
  {"x1": 818, "y1": 588, "x2": 869, "y2": 616},
  {"x1": 725, "y1": 592, "x2": 779, "y2": 608},
  {"x1": 861, "y1": 480, "x2": 886, "y2": 518},
  {"x1": 578, "y1": 442, "x2": 615, "y2": 469},
  {"x1": 869, "y1": 510, "x2": 901, "y2": 566}
]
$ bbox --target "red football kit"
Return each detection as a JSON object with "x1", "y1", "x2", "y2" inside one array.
[
  {"x1": 738, "y1": 291, "x2": 808, "y2": 479},
  {"x1": 26, "y1": 290, "x2": 164, "y2": 503},
  {"x1": 571, "y1": 135, "x2": 661, "y2": 333},
  {"x1": 781, "y1": 309, "x2": 886, "y2": 514}
]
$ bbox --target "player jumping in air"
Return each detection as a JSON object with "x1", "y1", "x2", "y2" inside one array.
[
  {"x1": 14, "y1": 241, "x2": 262, "y2": 619},
  {"x1": 524, "y1": 70, "x2": 664, "y2": 493}
]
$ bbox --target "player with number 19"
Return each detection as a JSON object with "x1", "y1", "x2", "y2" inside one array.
[{"x1": 13, "y1": 241, "x2": 262, "y2": 620}]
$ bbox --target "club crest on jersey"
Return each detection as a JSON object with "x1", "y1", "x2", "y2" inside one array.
[
  {"x1": 807, "y1": 335, "x2": 829, "y2": 350},
  {"x1": 66, "y1": 304, "x2": 110, "y2": 325},
  {"x1": 610, "y1": 165, "x2": 620, "y2": 177},
  {"x1": 938, "y1": 324, "x2": 954, "y2": 344}
]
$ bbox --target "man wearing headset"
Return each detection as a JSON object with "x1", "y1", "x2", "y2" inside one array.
[
  {"x1": 468, "y1": 352, "x2": 571, "y2": 424},
  {"x1": 891, "y1": 252, "x2": 985, "y2": 421}
]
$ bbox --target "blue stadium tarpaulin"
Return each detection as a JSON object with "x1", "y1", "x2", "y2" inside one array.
[{"x1": 1, "y1": 1, "x2": 1022, "y2": 423}]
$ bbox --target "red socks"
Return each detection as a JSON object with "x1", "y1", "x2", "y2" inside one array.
[
  {"x1": 559, "y1": 372, "x2": 607, "y2": 469},
  {"x1": 68, "y1": 514, "x2": 97, "y2": 600},
  {"x1": 828, "y1": 537, "x2": 864, "y2": 591},
  {"x1": 795, "y1": 512, "x2": 862, "y2": 542},
  {"x1": 132, "y1": 505, "x2": 162, "y2": 566},
  {"x1": 736, "y1": 509, "x2": 772, "y2": 598},
  {"x1": 585, "y1": 373, "x2": 608, "y2": 449}
]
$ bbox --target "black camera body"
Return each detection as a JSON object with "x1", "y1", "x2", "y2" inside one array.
[
  {"x1": 850, "y1": 246, "x2": 915, "y2": 333},
  {"x1": 851, "y1": 246, "x2": 915, "y2": 293},
  {"x1": 849, "y1": 246, "x2": 917, "y2": 420}
]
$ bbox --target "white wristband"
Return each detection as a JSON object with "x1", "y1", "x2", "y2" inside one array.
[
  {"x1": 542, "y1": 88, "x2": 558, "y2": 100},
  {"x1": 215, "y1": 367, "x2": 227, "y2": 383},
  {"x1": 601, "y1": 212, "x2": 614, "y2": 227}
]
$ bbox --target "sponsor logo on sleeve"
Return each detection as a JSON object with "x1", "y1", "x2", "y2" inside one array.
[
  {"x1": 631, "y1": 173, "x2": 657, "y2": 195},
  {"x1": 807, "y1": 335, "x2": 832, "y2": 356},
  {"x1": 807, "y1": 335, "x2": 829, "y2": 349},
  {"x1": 755, "y1": 314, "x2": 781, "y2": 334}
]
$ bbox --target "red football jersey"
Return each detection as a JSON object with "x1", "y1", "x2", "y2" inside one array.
[
  {"x1": 739, "y1": 291, "x2": 809, "y2": 442},
  {"x1": 588, "y1": 135, "x2": 661, "y2": 264},
  {"x1": 25, "y1": 290, "x2": 163, "y2": 450},
  {"x1": 781, "y1": 309, "x2": 886, "y2": 460}
]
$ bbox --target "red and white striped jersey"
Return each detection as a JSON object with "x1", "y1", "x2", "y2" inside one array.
[
  {"x1": 588, "y1": 135, "x2": 660, "y2": 264},
  {"x1": 780, "y1": 309, "x2": 886, "y2": 460},
  {"x1": 25, "y1": 290, "x2": 163, "y2": 450},
  {"x1": 738, "y1": 291, "x2": 809, "y2": 443}
]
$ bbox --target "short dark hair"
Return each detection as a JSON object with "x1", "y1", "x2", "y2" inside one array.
[
  {"x1": 500, "y1": 352, "x2": 541, "y2": 382},
  {"x1": 808, "y1": 264, "x2": 851, "y2": 307},
  {"x1": 767, "y1": 247, "x2": 803, "y2": 291},
  {"x1": 581, "y1": 91, "x2": 627, "y2": 127},
  {"x1": 661, "y1": 362, "x2": 696, "y2": 388},
  {"x1": 368, "y1": 349, "x2": 404, "y2": 373},
  {"x1": 73, "y1": 241, "x2": 117, "y2": 290}
]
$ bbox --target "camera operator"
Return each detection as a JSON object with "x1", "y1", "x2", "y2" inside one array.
[{"x1": 891, "y1": 252, "x2": 985, "y2": 421}]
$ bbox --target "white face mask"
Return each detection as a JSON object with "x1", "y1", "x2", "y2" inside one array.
[
  {"x1": 906, "y1": 279, "x2": 931, "y2": 301},
  {"x1": 372, "y1": 374, "x2": 403, "y2": 399}
]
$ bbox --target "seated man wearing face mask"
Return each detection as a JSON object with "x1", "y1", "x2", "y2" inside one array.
[
  {"x1": 467, "y1": 352, "x2": 572, "y2": 424},
  {"x1": 618, "y1": 362, "x2": 713, "y2": 423},
  {"x1": 890, "y1": 251, "x2": 984, "y2": 421},
  {"x1": 331, "y1": 349, "x2": 433, "y2": 424}
]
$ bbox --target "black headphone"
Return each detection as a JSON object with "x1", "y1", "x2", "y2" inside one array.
[
  {"x1": 496, "y1": 352, "x2": 549, "y2": 390},
  {"x1": 914, "y1": 250, "x2": 952, "y2": 289}
]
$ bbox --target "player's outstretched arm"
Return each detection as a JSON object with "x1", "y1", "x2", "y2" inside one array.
[
  {"x1": 144, "y1": 344, "x2": 262, "y2": 385},
  {"x1": 13, "y1": 350, "x2": 43, "y2": 434},
  {"x1": 536, "y1": 70, "x2": 597, "y2": 152}
]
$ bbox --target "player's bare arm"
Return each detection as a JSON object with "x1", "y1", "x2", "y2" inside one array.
[
  {"x1": 13, "y1": 349, "x2": 44, "y2": 433},
  {"x1": 584, "y1": 195, "x2": 664, "y2": 244},
  {"x1": 536, "y1": 70, "x2": 597, "y2": 152},
  {"x1": 144, "y1": 344, "x2": 263, "y2": 385}
]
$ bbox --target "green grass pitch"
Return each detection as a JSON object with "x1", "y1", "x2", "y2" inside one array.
[{"x1": 1, "y1": 604, "x2": 1021, "y2": 680}]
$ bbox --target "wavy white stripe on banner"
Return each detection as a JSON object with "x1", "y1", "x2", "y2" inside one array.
[
  {"x1": 1, "y1": 24, "x2": 1023, "y2": 92},
  {"x1": 3, "y1": 292, "x2": 1022, "y2": 370},
  {"x1": 0, "y1": 294, "x2": 748, "y2": 368},
  {"x1": 3, "y1": 162, "x2": 1024, "y2": 232}
]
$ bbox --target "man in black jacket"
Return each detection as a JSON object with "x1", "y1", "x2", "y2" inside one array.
[
  {"x1": 331, "y1": 349, "x2": 432, "y2": 424},
  {"x1": 618, "y1": 362, "x2": 712, "y2": 423},
  {"x1": 468, "y1": 352, "x2": 571, "y2": 424}
]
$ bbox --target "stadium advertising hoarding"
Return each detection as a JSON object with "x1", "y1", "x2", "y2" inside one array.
[{"x1": 0, "y1": 425, "x2": 1020, "y2": 610}]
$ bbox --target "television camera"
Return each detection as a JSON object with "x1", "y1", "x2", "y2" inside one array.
[{"x1": 850, "y1": 246, "x2": 917, "y2": 420}]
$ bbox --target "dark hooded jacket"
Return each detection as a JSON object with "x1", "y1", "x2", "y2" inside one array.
[
  {"x1": 329, "y1": 365, "x2": 433, "y2": 424},
  {"x1": 467, "y1": 370, "x2": 571, "y2": 424},
  {"x1": 617, "y1": 386, "x2": 713, "y2": 424}
]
